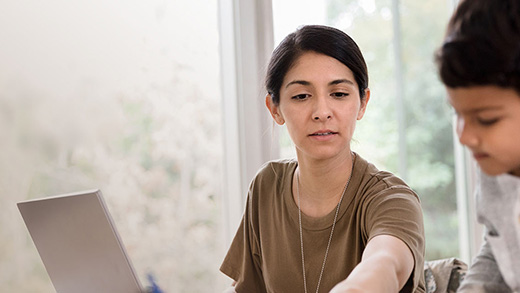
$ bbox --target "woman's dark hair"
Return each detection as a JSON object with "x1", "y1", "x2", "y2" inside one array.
[
  {"x1": 265, "y1": 25, "x2": 369, "y2": 105},
  {"x1": 435, "y1": 0, "x2": 520, "y2": 94}
]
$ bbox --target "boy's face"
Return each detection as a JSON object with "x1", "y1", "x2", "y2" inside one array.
[{"x1": 447, "y1": 85, "x2": 520, "y2": 177}]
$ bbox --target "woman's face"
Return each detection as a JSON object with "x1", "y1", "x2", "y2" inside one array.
[
  {"x1": 447, "y1": 85, "x2": 520, "y2": 177},
  {"x1": 266, "y1": 51, "x2": 369, "y2": 162}
]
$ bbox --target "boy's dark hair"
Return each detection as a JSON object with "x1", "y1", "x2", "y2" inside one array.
[
  {"x1": 265, "y1": 25, "x2": 368, "y2": 105},
  {"x1": 435, "y1": 0, "x2": 520, "y2": 94}
]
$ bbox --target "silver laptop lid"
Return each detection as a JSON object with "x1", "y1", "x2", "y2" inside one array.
[{"x1": 18, "y1": 189, "x2": 144, "y2": 293}]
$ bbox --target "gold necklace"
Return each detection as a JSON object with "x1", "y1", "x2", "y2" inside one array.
[{"x1": 296, "y1": 157, "x2": 354, "y2": 293}]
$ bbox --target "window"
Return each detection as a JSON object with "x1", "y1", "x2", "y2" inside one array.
[
  {"x1": 272, "y1": 0, "x2": 464, "y2": 261},
  {"x1": 1, "y1": 1, "x2": 228, "y2": 291}
]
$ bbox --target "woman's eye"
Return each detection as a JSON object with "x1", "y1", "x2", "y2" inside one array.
[
  {"x1": 477, "y1": 117, "x2": 499, "y2": 126},
  {"x1": 292, "y1": 94, "x2": 309, "y2": 100},
  {"x1": 332, "y1": 92, "x2": 349, "y2": 98}
]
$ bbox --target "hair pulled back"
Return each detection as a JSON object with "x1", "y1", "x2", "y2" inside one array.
[{"x1": 265, "y1": 25, "x2": 369, "y2": 105}]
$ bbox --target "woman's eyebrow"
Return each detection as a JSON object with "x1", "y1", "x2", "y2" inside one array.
[
  {"x1": 285, "y1": 79, "x2": 355, "y2": 88},
  {"x1": 285, "y1": 80, "x2": 310, "y2": 88},
  {"x1": 329, "y1": 79, "x2": 355, "y2": 86}
]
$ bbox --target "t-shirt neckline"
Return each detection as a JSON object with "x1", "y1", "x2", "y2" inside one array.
[{"x1": 284, "y1": 154, "x2": 363, "y2": 231}]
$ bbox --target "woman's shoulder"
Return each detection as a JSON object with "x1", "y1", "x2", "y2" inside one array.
[
  {"x1": 248, "y1": 158, "x2": 297, "y2": 192},
  {"x1": 354, "y1": 154, "x2": 418, "y2": 199},
  {"x1": 254, "y1": 158, "x2": 298, "y2": 181},
  {"x1": 247, "y1": 158, "x2": 297, "y2": 207}
]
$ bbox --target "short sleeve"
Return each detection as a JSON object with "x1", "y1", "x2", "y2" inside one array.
[
  {"x1": 220, "y1": 188, "x2": 267, "y2": 292},
  {"x1": 364, "y1": 187, "x2": 425, "y2": 293}
]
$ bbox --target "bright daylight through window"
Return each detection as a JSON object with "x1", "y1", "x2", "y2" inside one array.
[{"x1": 0, "y1": 1, "x2": 227, "y2": 292}]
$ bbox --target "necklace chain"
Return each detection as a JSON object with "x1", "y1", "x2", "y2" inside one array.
[{"x1": 296, "y1": 156, "x2": 354, "y2": 293}]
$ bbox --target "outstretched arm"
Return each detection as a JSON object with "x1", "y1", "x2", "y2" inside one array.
[{"x1": 330, "y1": 234, "x2": 414, "y2": 293}]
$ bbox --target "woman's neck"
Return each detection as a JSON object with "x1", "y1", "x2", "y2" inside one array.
[{"x1": 293, "y1": 151, "x2": 355, "y2": 217}]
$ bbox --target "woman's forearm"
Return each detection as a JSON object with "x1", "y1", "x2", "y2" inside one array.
[{"x1": 329, "y1": 235, "x2": 414, "y2": 293}]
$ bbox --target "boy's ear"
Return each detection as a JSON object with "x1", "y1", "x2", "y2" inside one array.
[
  {"x1": 357, "y1": 88, "x2": 371, "y2": 120},
  {"x1": 266, "y1": 95, "x2": 285, "y2": 125}
]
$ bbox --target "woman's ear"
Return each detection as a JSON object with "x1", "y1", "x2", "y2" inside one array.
[
  {"x1": 357, "y1": 88, "x2": 370, "y2": 120},
  {"x1": 265, "y1": 95, "x2": 285, "y2": 125}
]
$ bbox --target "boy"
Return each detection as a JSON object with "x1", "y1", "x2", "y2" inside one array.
[{"x1": 436, "y1": 0, "x2": 520, "y2": 291}]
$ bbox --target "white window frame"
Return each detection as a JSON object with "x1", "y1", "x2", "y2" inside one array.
[
  {"x1": 454, "y1": 123, "x2": 483, "y2": 264},
  {"x1": 218, "y1": 0, "x2": 278, "y2": 244}
]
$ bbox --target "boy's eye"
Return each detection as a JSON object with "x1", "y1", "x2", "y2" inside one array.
[
  {"x1": 292, "y1": 94, "x2": 309, "y2": 100},
  {"x1": 477, "y1": 117, "x2": 499, "y2": 126}
]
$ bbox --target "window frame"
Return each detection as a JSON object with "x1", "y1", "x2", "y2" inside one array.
[{"x1": 218, "y1": 0, "x2": 278, "y2": 243}]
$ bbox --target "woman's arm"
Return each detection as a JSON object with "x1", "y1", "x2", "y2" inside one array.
[{"x1": 329, "y1": 234, "x2": 414, "y2": 293}]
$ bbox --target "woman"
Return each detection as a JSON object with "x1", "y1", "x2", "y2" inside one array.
[
  {"x1": 221, "y1": 25, "x2": 425, "y2": 293},
  {"x1": 436, "y1": 0, "x2": 520, "y2": 291}
]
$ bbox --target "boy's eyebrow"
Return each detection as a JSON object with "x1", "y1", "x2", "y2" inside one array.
[
  {"x1": 471, "y1": 106, "x2": 503, "y2": 112},
  {"x1": 453, "y1": 106, "x2": 505, "y2": 114},
  {"x1": 285, "y1": 79, "x2": 355, "y2": 88}
]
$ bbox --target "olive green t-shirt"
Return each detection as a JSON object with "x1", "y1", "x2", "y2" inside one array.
[{"x1": 221, "y1": 154, "x2": 425, "y2": 293}]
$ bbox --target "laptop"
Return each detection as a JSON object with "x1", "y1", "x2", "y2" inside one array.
[{"x1": 17, "y1": 189, "x2": 145, "y2": 293}]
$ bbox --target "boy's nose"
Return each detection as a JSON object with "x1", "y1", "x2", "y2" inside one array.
[{"x1": 457, "y1": 117, "x2": 478, "y2": 147}]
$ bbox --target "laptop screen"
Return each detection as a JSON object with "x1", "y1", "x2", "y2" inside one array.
[{"x1": 18, "y1": 189, "x2": 144, "y2": 293}]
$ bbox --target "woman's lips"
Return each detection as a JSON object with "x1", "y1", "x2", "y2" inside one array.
[
  {"x1": 310, "y1": 131, "x2": 335, "y2": 136},
  {"x1": 309, "y1": 131, "x2": 338, "y2": 141},
  {"x1": 309, "y1": 129, "x2": 337, "y2": 136}
]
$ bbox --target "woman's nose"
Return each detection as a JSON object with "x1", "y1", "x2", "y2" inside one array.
[{"x1": 312, "y1": 97, "x2": 332, "y2": 121}]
